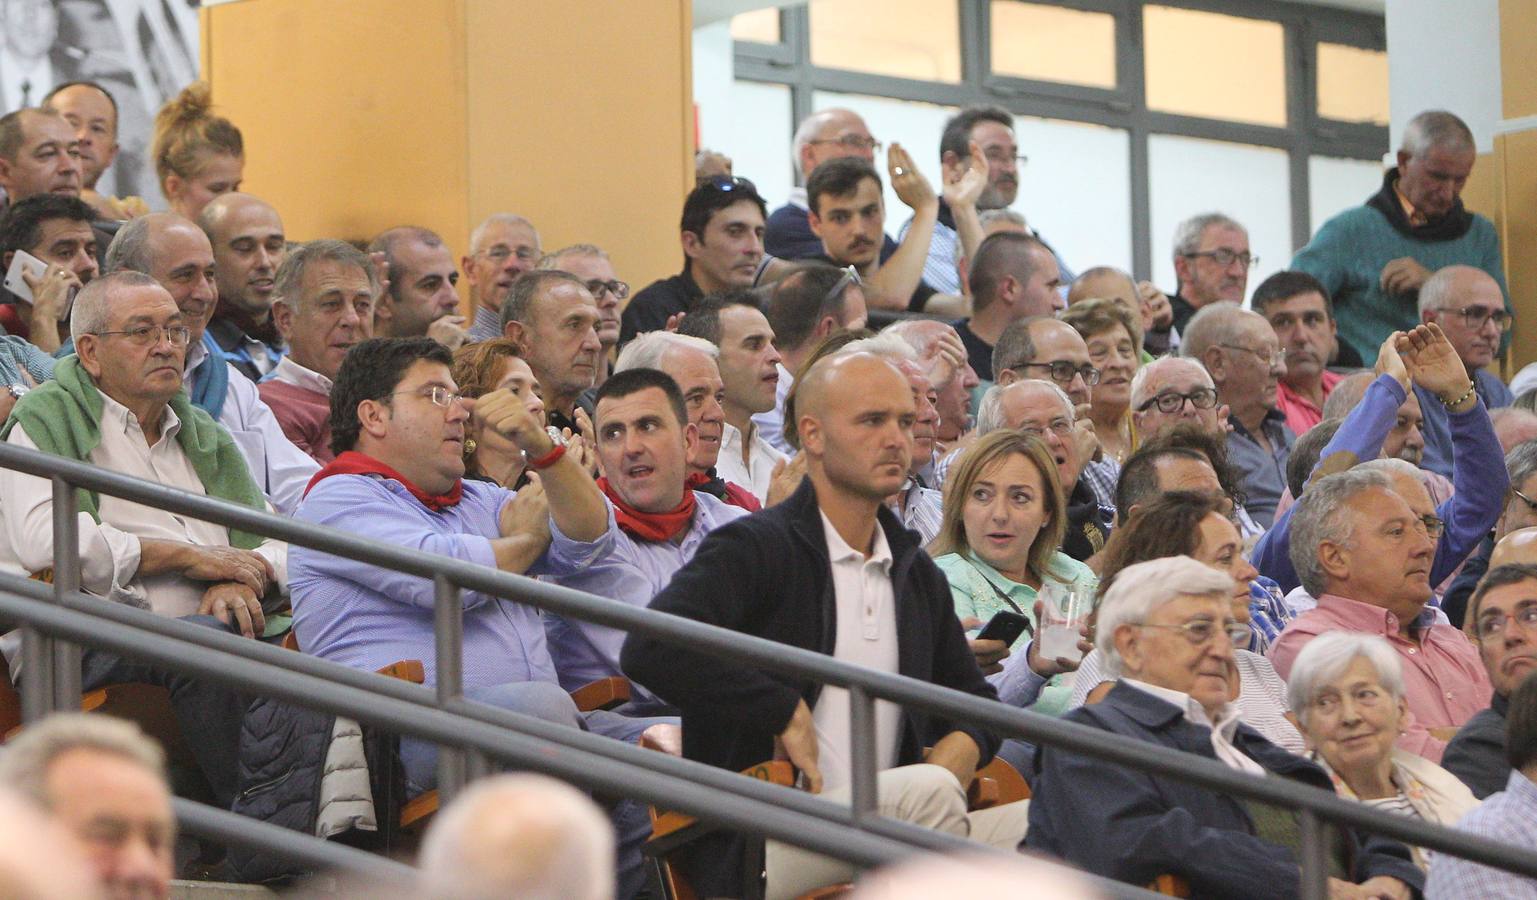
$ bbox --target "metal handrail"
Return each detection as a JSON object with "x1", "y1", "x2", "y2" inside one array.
[{"x1": 3, "y1": 440, "x2": 1535, "y2": 898}]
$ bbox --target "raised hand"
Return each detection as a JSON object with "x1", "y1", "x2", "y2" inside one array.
[
  {"x1": 474, "y1": 387, "x2": 552, "y2": 454},
  {"x1": 1136, "y1": 281, "x2": 1173, "y2": 331},
  {"x1": 1398, "y1": 322, "x2": 1472, "y2": 407},
  {"x1": 941, "y1": 140, "x2": 988, "y2": 211},
  {"x1": 887, "y1": 143, "x2": 937, "y2": 213},
  {"x1": 1372, "y1": 331, "x2": 1409, "y2": 390},
  {"x1": 427, "y1": 315, "x2": 471, "y2": 350},
  {"x1": 766, "y1": 452, "x2": 808, "y2": 507}
]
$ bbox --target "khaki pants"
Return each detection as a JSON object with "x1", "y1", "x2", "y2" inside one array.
[{"x1": 764, "y1": 763, "x2": 1031, "y2": 900}]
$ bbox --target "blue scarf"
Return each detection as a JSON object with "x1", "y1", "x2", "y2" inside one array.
[{"x1": 187, "y1": 331, "x2": 229, "y2": 420}]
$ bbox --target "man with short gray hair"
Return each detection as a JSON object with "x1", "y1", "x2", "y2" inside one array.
[
  {"x1": 500, "y1": 269, "x2": 602, "y2": 434},
  {"x1": 465, "y1": 212, "x2": 540, "y2": 341},
  {"x1": 0, "y1": 713, "x2": 175, "y2": 899},
  {"x1": 1271, "y1": 468, "x2": 1491, "y2": 762},
  {"x1": 1412, "y1": 265, "x2": 1514, "y2": 478},
  {"x1": 259, "y1": 240, "x2": 378, "y2": 463},
  {"x1": 538, "y1": 243, "x2": 626, "y2": 382},
  {"x1": 1167, "y1": 212, "x2": 1251, "y2": 333},
  {"x1": 1292, "y1": 109, "x2": 1507, "y2": 364}
]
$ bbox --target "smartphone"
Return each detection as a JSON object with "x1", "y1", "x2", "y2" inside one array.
[
  {"x1": 2, "y1": 250, "x2": 46, "y2": 303},
  {"x1": 977, "y1": 610, "x2": 1032, "y2": 647}
]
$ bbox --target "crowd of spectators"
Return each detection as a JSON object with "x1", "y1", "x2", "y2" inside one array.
[{"x1": 0, "y1": 75, "x2": 1532, "y2": 899}]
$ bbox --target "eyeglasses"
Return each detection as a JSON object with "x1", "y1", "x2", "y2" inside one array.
[
  {"x1": 1417, "y1": 514, "x2": 1446, "y2": 540},
  {"x1": 982, "y1": 148, "x2": 1028, "y2": 168},
  {"x1": 1013, "y1": 361, "x2": 1101, "y2": 387},
  {"x1": 823, "y1": 265, "x2": 862, "y2": 306},
  {"x1": 1137, "y1": 618, "x2": 1251, "y2": 647},
  {"x1": 1513, "y1": 486, "x2": 1537, "y2": 513},
  {"x1": 1020, "y1": 419, "x2": 1074, "y2": 439},
  {"x1": 1184, "y1": 249, "x2": 1258, "y2": 269},
  {"x1": 808, "y1": 135, "x2": 882, "y2": 153},
  {"x1": 701, "y1": 175, "x2": 758, "y2": 195},
  {"x1": 1476, "y1": 604, "x2": 1537, "y2": 642},
  {"x1": 584, "y1": 278, "x2": 630, "y2": 300},
  {"x1": 1217, "y1": 343, "x2": 1286, "y2": 369},
  {"x1": 1136, "y1": 387, "x2": 1219, "y2": 414},
  {"x1": 392, "y1": 386, "x2": 467, "y2": 410},
  {"x1": 483, "y1": 245, "x2": 540, "y2": 264},
  {"x1": 1435, "y1": 305, "x2": 1514, "y2": 333},
  {"x1": 91, "y1": 324, "x2": 192, "y2": 347}
]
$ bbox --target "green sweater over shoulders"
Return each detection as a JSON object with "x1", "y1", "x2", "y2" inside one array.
[{"x1": 1290, "y1": 204, "x2": 1506, "y2": 365}]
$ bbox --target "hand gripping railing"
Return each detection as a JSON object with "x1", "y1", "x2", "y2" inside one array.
[{"x1": 5, "y1": 440, "x2": 1537, "y2": 899}]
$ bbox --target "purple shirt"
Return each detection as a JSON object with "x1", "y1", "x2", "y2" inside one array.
[
  {"x1": 544, "y1": 491, "x2": 748, "y2": 705},
  {"x1": 291, "y1": 473, "x2": 613, "y2": 689}
]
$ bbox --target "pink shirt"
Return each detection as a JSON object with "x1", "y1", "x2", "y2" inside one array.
[
  {"x1": 1269, "y1": 592, "x2": 1491, "y2": 763},
  {"x1": 1275, "y1": 369, "x2": 1344, "y2": 436}
]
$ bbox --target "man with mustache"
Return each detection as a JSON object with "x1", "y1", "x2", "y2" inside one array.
[
  {"x1": 500, "y1": 269, "x2": 603, "y2": 435},
  {"x1": 1272, "y1": 468, "x2": 1493, "y2": 763},
  {"x1": 1166, "y1": 212, "x2": 1252, "y2": 334},
  {"x1": 545, "y1": 367, "x2": 749, "y2": 712},
  {"x1": 611, "y1": 331, "x2": 757, "y2": 510},
  {"x1": 899, "y1": 106, "x2": 1072, "y2": 298},
  {"x1": 198, "y1": 192, "x2": 288, "y2": 381},
  {"x1": 1414, "y1": 265, "x2": 1514, "y2": 478},
  {"x1": 677, "y1": 294, "x2": 787, "y2": 505},
  {"x1": 1292, "y1": 110, "x2": 1509, "y2": 366},
  {"x1": 102, "y1": 213, "x2": 319, "y2": 514},
  {"x1": 1254, "y1": 270, "x2": 1345, "y2": 435},
  {"x1": 766, "y1": 108, "x2": 891, "y2": 260},
  {"x1": 259, "y1": 240, "x2": 376, "y2": 464},
  {"x1": 1444, "y1": 563, "x2": 1537, "y2": 798}
]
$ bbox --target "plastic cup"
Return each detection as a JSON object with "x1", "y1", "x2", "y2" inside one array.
[{"x1": 1038, "y1": 585, "x2": 1089, "y2": 663}]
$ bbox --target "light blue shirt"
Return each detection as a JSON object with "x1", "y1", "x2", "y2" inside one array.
[
  {"x1": 544, "y1": 491, "x2": 748, "y2": 708},
  {"x1": 1427, "y1": 770, "x2": 1537, "y2": 898},
  {"x1": 291, "y1": 473, "x2": 613, "y2": 689}
]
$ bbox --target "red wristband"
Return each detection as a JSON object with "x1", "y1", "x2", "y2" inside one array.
[{"x1": 526, "y1": 443, "x2": 566, "y2": 470}]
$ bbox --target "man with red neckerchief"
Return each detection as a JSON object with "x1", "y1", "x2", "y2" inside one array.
[
  {"x1": 289, "y1": 337, "x2": 672, "y2": 899},
  {"x1": 545, "y1": 367, "x2": 750, "y2": 714}
]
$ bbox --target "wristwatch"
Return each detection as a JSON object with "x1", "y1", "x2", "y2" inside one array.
[{"x1": 6, "y1": 384, "x2": 27, "y2": 400}]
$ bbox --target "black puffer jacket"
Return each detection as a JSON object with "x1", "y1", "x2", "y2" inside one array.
[{"x1": 225, "y1": 696, "x2": 402, "y2": 884}]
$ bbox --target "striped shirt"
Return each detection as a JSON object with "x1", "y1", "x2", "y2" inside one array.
[{"x1": 1426, "y1": 771, "x2": 1537, "y2": 897}]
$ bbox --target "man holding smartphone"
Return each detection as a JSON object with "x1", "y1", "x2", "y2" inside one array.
[{"x1": 0, "y1": 193, "x2": 97, "y2": 355}]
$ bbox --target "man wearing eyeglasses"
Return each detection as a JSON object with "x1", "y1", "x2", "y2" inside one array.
[
  {"x1": 1292, "y1": 111, "x2": 1509, "y2": 366},
  {"x1": 765, "y1": 108, "x2": 897, "y2": 261},
  {"x1": 1166, "y1": 212, "x2": 1253, "y2": 334},
  {"x1": 1183, "y1": 303, "x2": 1294, "y2": 528},
  {"x1": 1272, "y1": 467, "x2": 1492, "y2": 765},
  {"x1": 1444, "y1": 563, "x2": 1537, "y2": 798},
  {"x1": 464, "y1": 213, "x2": 541, "y2": 342},
  {"x1": 368, "y1": 225, "x2": 467, "y2": 349},
  {"x1": 538, "y1": 244, "x2": 627, "y2": 389},
  {"x1": 1414, "y1": 265, "x2": 1514, "y2": 479}
]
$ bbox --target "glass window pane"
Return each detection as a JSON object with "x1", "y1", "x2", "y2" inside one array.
[
  {"x1": 810, "y1": 0, "x2": 961, "y2": 83},
  {"x1": 1309, "y1": 155, "x2": 1385, "y2": 235},
  {"x1": 1317, "y1": 43, "x2": 1389, "y2": 126},
  {"x1": 1012, "y1": 117, "x2": 1132, "y2": 274},
  {"x1": 1144, "y1": 6, "x2": 1286, "y2": 127},
  {"x1": 812, "y1": 91, "x2": 958, "y2": 221},
  {"x1": 731, "y1": 9, "x2": 781, "y2": 44},
  {"x1": 1148, "y1": 135, "x2": 1291, "y2": 302},
  {"x1": 707, "y1": 81, "x2": 795, "y2": 213},
  {"x1": 990, "y1": 2, "x2": 1116, "y2": 88}
]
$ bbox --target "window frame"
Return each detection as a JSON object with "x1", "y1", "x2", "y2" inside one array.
[{"x1": 730, "y1": 0, "x2": 1388, "y2": 282}]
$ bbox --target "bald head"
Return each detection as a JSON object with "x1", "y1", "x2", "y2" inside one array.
[
  {"x1": 797, "y1": 351, "x2": 914, "y2": 502},
  {"x1": 1068, "y1": 266, "x2": 1137, "y2": 308},
  {"x1": 1419, "y1": 265, "x2": 1508, "y2": 370},
  {"x1": 104, "y1": 211, "x2": 218, "y2": 342},
  {"x1": 1492, "y1": 528, "x2": 1537, "y2": 569},
  {"x1": 198, "y1": 192, "x2": 287, "y2": 319},
  {"x1": 793, "y1": 108, "x2": 876, "y2": 179}
]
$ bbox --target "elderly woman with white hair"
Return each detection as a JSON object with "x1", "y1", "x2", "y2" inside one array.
[
  {"x1": 1288, "y1": 632, "x2": 1479, "y2": 870},
  {"x1": 1028, "y1": 555, "x2": 1423, "y2": 898}
]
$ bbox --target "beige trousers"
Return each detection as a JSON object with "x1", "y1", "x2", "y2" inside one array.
[{"x1": 763, "y1": 763, "x2": 1031, "y2": 900}]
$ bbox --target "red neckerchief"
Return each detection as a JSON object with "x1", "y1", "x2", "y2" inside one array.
[
  {"x1": 304, "y1": 450, "x2": 463, "y2": 511},
  {"x1": 598, "y1": 476, "x2": 696, "y2": 542},
  {"x1": 686, "y1": 471, "x2": 761, "y2": 512}
]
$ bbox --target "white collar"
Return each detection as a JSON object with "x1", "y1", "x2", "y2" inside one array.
[
  {"x1": 99, "y1": 389, "x2": 180, "y2": 442},
  {"x1": 1123, "y1": 678, "x2": 1242, "y2": 738},
  {"x1": 819, "y1": 509, "x2": 893, "y2": 571},
  {"x1": 271, "y1": 355, "x2": 333, "y2": 394}
]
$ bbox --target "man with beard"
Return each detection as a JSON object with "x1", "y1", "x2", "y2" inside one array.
[
  {"x1": 900, "y1": 106, "x2": 1072, "y2": 296},
  {"x1": 1254, "y1": 271, "x2": 1348, "y2": 435},
  {"x1": 1415, "y1": 265, "x2": 1514, "y2": 478},
  {"x1": 1252, "y1": 324, "x2": 1504, "y2": 600},
  {"x1": 198, "y1": 193, "x2": 289, "y2": 381},
  {"x1": 1166, "y1": 213, "x2": 1253, "y2": 333}
]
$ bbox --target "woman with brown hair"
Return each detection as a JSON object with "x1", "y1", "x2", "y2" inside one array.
[
  {"x1": 451, "y1": 338, "x2": 593, "y2": 489},
  {"x1": 152, "y1": 82, "x2": 244, "y2": 220},
  {"x1": 1061, "y1": 297, "x2": 1142, "y2": 467}
]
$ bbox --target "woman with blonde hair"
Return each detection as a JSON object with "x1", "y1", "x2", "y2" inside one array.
[
  {"x1": 152, "y1": 82, "x2": 243, "y2": 220},
  {"x1": 930, "y1": 430, "x2": 1096, "y2": 719}
]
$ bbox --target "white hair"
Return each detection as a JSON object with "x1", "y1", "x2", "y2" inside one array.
[
  {"x1": 881, "y1": 318, "x2": 946, "y2": 357},
  {"x1": 975, "y1": 380, "x2": 1073, "y2": 435},
  {"x1": 1400, "y1": 109, "x2": 1475, "y2": 157},
  {"x1": 0, "y1": 713, "x2": 166, "y2": 809},
  {"x1": 1289, "y1": 468, "x2": 1395, "y2": 597},
  {"x1": 418, "y1": 774, "x2": 614, "y2": 900},
  {"x1": 841, "y1": 332, "x2": 919, "y2": 362},
  {"x1": 1096, "y1": 556, "x2": 1235, "y2": 678},
  {"x1": 791, "y1": 108, "x2": 862, "y2": 179},
  {"x1": 1128, "y1": 356, "x2": 1213, "y2": 411},
  {"x1": 468, "y1": 213, "x2": 538, "y2": 256},
  {"x1": 614, "y1": 331, "x2": 718, "y2": 373},
  {"x1": 1286, "y1": 632, "x2": 1406, "y2": 728},
  {"x1": 1416, "y1": 264, "x2": 1494, "y2": 316},
  {"x1": 1171, "y1": 212, "x2": 1246, "y2": 259}
]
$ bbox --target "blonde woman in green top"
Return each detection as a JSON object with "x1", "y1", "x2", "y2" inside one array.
[{"x1": 930, "y1": 430, "x2": 1097, "y2": 719}]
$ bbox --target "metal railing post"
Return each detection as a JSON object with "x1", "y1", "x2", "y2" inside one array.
[
  {"x1": 849, "y1": 685, "x2": 877, "y2": 823},
  {"x1": 50, "y1": 477, "x2": 82, "y2": 708},
  {"x1": 1299, "y1": 809, "x2": 1327, "y2": 900},
  {"x1": 433, "y1": 574, "x2": 474, "y2": 800}
]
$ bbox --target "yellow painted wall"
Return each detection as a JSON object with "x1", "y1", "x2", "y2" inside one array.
[
  {"x1": 1500, "y1": 0, "x2": 1537, "y2": 369},
  {"x1": 201, "y1": 0, "x2": 693, "y2": 313}
]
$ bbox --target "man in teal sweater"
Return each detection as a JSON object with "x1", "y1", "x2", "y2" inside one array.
[{"x1": 1291, "y1": 110, "x2": 1507, "y2": 365}]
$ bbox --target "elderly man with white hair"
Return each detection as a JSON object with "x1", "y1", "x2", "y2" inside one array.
[
  {"x1": 419, "y1": 773, "x2": 615, "y2": 900},
  {"x1": 1270, "y1": 468, "x2": 1492, "y2": 763},
  {"x1": 1028, "y1": 555, "x2": 1424, "y2": 898}
]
